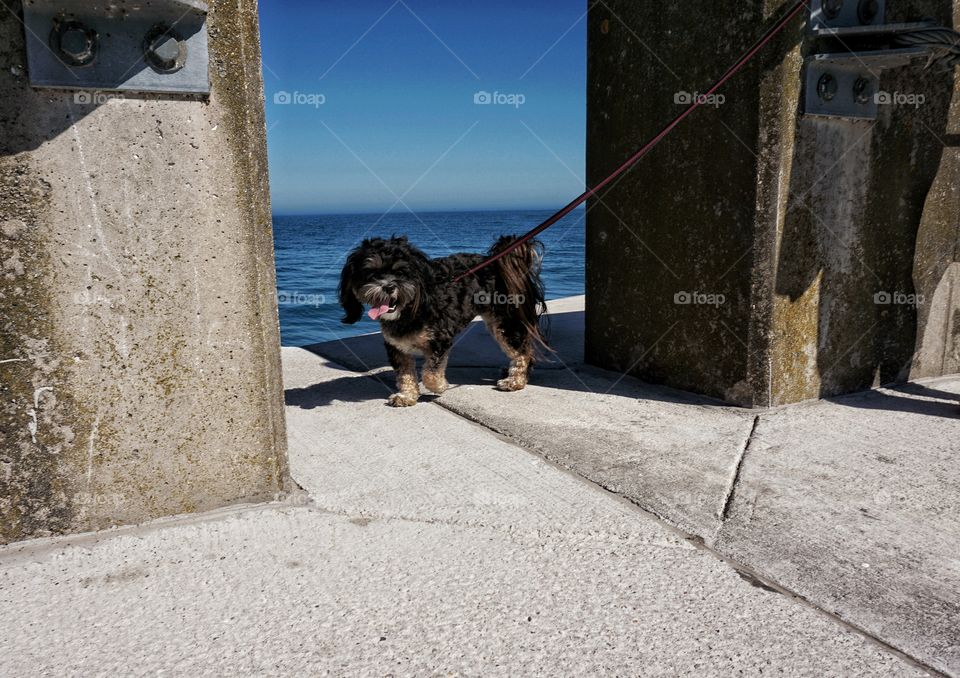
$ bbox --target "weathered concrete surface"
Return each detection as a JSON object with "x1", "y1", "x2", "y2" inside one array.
[
  {"x1": 438, "y1": 365, "x2": 754, "y2": 538},
  {"x1": 585, "y1": 0, "x2": 800, "y2": 406},
  {"x1": 715, "y1": 380, "x2": 960, "y2": 674},
  {"x1": 0, "y1": 0, "x2": 288, "y2": 543},
  {"x1": 0, "y1": 348, "x2": 928, "y2": 676},
  {"x1": 307, "y1": 295, "x2": 959, "y2": 674},
  {"x1": 586, "y1": 0, "x2": 959, "y2": 406},
  {"x1": 0, "y1": 501, "x2": 925, "y2": 677},
  {"x1": 772, "y1": 0, "x2": 957, "y2": 402},
  {"x1": 306, "y1": 300, "x2": 751, "y2": 536}
]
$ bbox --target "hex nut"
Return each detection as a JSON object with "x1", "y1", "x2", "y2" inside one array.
[
  {"x1": 51, "y1": 20, "x2": 98, "y2": 67},
  {"x1": 143, "y1": 24, "x2": 187, "y2": 73}
]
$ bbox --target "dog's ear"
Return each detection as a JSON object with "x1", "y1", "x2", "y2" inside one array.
[{"x1": 338, "y1": 247, "x2": 363, "y2": 324}]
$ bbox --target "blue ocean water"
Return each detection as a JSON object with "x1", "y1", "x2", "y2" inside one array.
[{"x1": 273, "y1": 209, "x2": 585, "y2": 346}]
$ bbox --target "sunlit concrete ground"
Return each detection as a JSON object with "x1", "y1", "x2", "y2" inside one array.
[{"x1": 1, "y1": 296, "x2": 956, "y2": 676}]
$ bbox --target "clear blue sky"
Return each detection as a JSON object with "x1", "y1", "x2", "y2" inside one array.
[{"x1": 258, "y1": 0, "x2": 586, "y2": 215}]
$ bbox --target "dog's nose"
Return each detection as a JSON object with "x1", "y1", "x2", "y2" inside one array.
[{"x1": 383, "y1": 283, "x2": 397, "y2": 294}]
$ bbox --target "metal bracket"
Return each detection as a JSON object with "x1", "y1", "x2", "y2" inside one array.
[
  {"x1": 809, "y1": 0, "x2": 885, "y2": 32},
  {"x1": 22, "y1": 0, "x2": 209, "y2": 95},
  {"x1": 803, "y1": 1, "x2": 937, "y2": 120},
  {"x1": 804, "y1": 48, "x2": 928, "y2": 119}
]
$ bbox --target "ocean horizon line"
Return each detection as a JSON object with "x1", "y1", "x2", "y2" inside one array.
[{"x1": 272, "y1": 205, "x2": 588, "y2": 218}]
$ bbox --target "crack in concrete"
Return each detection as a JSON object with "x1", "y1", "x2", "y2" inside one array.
[{"x1": 717, "y1": 414, "x2": 761, "y2": 523}]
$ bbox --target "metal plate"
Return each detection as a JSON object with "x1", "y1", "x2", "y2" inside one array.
[
  {"x1": 23, "y1": 0, "x2": 209, "y2": 95},
  {"x1": 809, "y1": 0, "x2": 885, "y2": 31},
  {"x1": 804, "y1": 48, "x2": 927, "y2": 119},
  {"x1": 811, "y1": 20, "x2": 936, "y2": 39}
]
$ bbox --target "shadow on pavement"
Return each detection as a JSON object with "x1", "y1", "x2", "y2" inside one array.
[
  {"x1": 828, "y1": 381, "x2": 960, "y2": 419},
  {"x1": 292, "y1": 304, "x2": 960, "y2": 417}
]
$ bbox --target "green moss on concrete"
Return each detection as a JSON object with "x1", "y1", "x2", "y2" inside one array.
[
  {"x1": 585, "y1": 0, "x2": 806, "y2": 406},
  {"x1": 1, "y1": 0, "x2": 290, "y2": 544},
  {"x1": 207, "y1": 0, "x2": 289, "y2": 495},
  {"x1": 0, "y1": 155, "x2": 77, "y2": 542},
  {"x1": 587, "y1": 0, "x2": 958, "y2": 406}
]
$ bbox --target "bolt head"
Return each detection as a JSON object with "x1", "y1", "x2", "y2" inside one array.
[
  {"x1": 853, "y1": 77, "x2": 872, "y2": 104},
  {"x1": 150, "y1": 36, "x2": 181, "y2": 63},
  {"x1": 817, "y1": 73, "x2": 838, "y2": 102},
  {"x1": 858, "y1": 0, "x2": 880, "y2": 24},
  {"x1": 143, "y1": 25, "x2": 186, "y2": 72},
  {"x1": 823, "y1": 0, "x2": 844, "y2": 19},
  {"x1": 54, "y1": 22, "x2": 97, "y2": 66}
]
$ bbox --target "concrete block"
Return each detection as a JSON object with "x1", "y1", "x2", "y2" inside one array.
[
  {"x1": 585, "y1": 0, "x2": 959, "y2": 406},
  {"x1": 0, "y1": 0, "x2": 288, "y2": 543}
]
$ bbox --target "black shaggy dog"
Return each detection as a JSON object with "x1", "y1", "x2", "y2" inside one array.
[{"x1": 339, "y1": 235, "x2": 547, "y2": 407}]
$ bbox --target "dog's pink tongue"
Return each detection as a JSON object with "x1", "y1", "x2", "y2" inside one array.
[{"x1": 368, "y1": 304, "x2": 391, "y2": 320}]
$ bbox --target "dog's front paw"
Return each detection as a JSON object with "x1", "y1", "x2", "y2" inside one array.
[
  {"x1": 388, "y1": 392, "x2": 419, "y2": 407},
  {"x1": 422, "y1": 375, "x2": 450, "y2": 394},
  {"x1": 496, "y1": 377, "x2": 527, "y2": 392}
]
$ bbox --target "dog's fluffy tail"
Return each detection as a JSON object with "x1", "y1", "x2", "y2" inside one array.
[{"x1": 490, "y1": 235, "x2": 549, "y2": 351}]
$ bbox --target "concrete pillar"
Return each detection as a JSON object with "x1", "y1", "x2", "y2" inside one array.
[
  {"x1": 1, "y1": 0, "x2": 289, "y2": 543},
  {"x1": 586, "y1": 0, "x2": 959, "y2": 406}
]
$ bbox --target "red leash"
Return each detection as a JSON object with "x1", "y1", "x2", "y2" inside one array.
[{"x1": 453, "y1": 0, "x2": 807, "y2": 283}]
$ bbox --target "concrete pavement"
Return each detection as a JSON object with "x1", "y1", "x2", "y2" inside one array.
[
  {"x1": 0, "y1": 295, "x2": 954, "y2": 675},
  {"x1": 0, "y1": 498, "x2": 923, "y2": 677},
  {"x1": 303, "y1": 295, "x2": 960, "y2": 675}
]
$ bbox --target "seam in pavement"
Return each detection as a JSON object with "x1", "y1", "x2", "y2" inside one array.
[
  {"x1": 717, "y1": 414, "x2": 761, "y2": 523},
  {"x1": 428, "y1": 396, "x2": 948, "y2": 678},
  {"x1": 0, "y1": 499, "x2": 314, "y2": 563},
  {"x1": 302, "y1": 502, "x2": 695, "y2": 550}
]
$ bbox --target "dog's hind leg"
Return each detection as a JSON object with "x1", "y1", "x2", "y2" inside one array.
[
  {"x1": 484, "y1": 315, "x2": 533, "y2": 392},
  {"x1": 385, "y1": 342, "x2": 419, "y2": 407},
  {"x1": 422, "y1": 346, "x2": 451, "y2": 394}
]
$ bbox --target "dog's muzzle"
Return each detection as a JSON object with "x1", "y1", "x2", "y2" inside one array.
[{"x1": 362, "y1": 282, "x2": 401, "y2": 321}]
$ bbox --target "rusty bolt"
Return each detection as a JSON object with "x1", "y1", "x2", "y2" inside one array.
[{"x1": 853, "y1": 77, "x2": 872, "y2": 104}]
